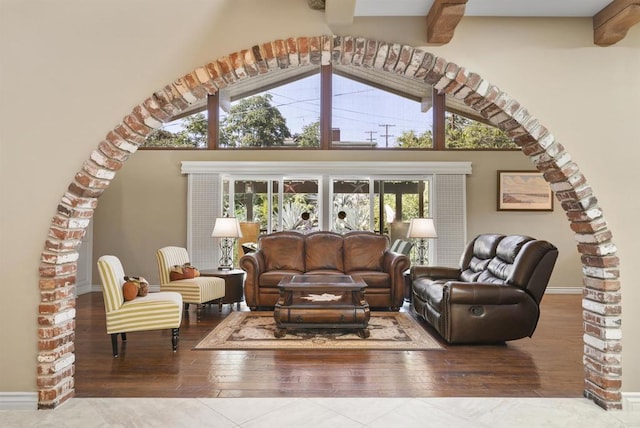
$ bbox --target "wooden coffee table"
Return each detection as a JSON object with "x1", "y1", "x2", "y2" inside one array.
[{"x1": 273, "y1": 274, "x2": 370, "y2": 338}]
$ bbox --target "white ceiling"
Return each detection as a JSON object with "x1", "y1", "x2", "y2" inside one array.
[{"x1": 354, "y1": 0, "x2": 613, "y2": 18}]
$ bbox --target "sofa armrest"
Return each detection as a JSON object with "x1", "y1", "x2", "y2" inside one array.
[
  {"x1": 383, "y1": 251, "x2": 410, "y2": 309},
  {"x1": 444, "y1": 282, "x2": 530, "y2": 305},
  {"x1": 411, "y1": 265, "x2": 461, "y2": 280},
  {"x1": 239, "y1": 251, "x2": 265, "y2": 308}
]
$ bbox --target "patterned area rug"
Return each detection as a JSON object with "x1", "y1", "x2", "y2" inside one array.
[{"x1": 194, "y1": 311, "x2": 443, "y2": 351}]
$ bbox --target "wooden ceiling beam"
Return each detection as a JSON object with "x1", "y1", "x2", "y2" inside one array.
[
  {"x1": 426, "y1": 0, "x2": 468, "y2": 45},
  {"x1": 593, "y1": 0, "x2": 640, "y2": 46}
]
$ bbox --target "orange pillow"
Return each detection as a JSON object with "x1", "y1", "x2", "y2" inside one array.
[
  {"x1": 122, "y1": 281, "x2": 138, "y2": 301},
  {"x1": 170, "y1": 264, "x2": 200, "y2": 281},
  {"x1": 122, "y1": 276, "x2": 149, "y2": 300}
]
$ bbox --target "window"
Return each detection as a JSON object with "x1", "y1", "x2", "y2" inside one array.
[{"x1": 142, "y1": 65, "x2": 516, "y2": 151}]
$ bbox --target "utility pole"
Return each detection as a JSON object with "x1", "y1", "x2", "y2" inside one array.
[
  {"x1": 364, "y1": 130, "x2": 377, "y2": 144},
  {"x1": 379, "y1": 124, "x2": 395, "y2": 147}
]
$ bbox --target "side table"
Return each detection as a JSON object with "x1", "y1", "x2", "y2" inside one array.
[
  {"x1": 199, "y1": 269, "x2": 245, "y2": 310},
  {"x1": 403, "y1": 268, "x2": 412, "y2": 303}
]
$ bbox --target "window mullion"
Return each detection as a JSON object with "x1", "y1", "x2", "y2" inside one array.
[{"x1": 320, "y1": 64, "x2": 332, "y2": 150}]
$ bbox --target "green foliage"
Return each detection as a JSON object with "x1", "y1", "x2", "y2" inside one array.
[
  {"x1": 144, "y1": 113, "x2": 207, "y2": 148},
  {"x1": 219, "y1": 94, "x2": 291, "y2": 147},
  {"x1": 295, "y1": 120, "x2": 320, "y2": 147},
  {"x1": 445, "y1": 113, "x2": 517, "y2": 149},
  {"x1": 397, "y1": 130, "x2": 434, "y2": 148}
]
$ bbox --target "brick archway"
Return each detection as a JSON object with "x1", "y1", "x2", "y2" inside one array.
[{"x1": 36, "y1": 35, "x2": 622, "y2": 410}]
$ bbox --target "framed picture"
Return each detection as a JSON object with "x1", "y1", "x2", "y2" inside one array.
[{"x1": 497, "y1": 170, "x2": 554, "y2": 211}]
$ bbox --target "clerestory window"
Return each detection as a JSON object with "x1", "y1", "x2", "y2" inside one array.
[{"x1": 142, "y1": 64, "x2": 516, "y2": 150}]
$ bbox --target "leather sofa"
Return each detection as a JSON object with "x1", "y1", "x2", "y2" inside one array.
[
  {"x1": 240, "y1": 230, "x2": 410, "y2": 310},
  {"x1": 411, "y1": 234, "x2": 558, "y2": 344}
]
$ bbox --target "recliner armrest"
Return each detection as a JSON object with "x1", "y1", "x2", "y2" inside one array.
[
  {"x1": 411, "y1": 265, "x2": 461, "y2": 280},
  {"x1": 445, "y1": 282, "x2": 530, "y2": 305}
]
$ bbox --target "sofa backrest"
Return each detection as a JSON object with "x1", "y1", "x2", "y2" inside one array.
[
  {"x1": 459, "y1": 234, "x2": 504, "y2": 282},
  {"x1": 343, "y1": 231, "x2": 388, "y2": 272},
  {"x1": 305, "y1": 231, "x2": 344, "y2": 271},
  {"x1": 465, "y1": 234, "x2": 558, "y2": 302},
  {"x1": 258, "y1": 231, "x2": 305, "y2": 271}
]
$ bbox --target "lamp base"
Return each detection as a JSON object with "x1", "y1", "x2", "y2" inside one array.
[{"x1": 218, "y1": 265, "x2": 233, "y2": 271}]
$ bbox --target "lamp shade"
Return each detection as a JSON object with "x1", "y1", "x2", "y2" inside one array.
[
  {"x1": 211, "y1": 217, "x2": 243, "y2": 238},
  {"x1": 407, "y1": 218, "x2": 437, "y2": 239}
]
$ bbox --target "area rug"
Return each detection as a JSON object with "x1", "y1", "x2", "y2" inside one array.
[{"x1": 194, "y1": 311, "x2": 443, "y2": 351}]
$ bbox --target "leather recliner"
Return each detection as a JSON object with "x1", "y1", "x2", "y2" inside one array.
[{"x1": 411, "y1": 234, "x2": 558, "y2": 344}]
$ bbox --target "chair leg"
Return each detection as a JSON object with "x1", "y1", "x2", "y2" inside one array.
[
  {"x1": 111, "y1": 333, "x2": 119, "y2": 357},
  {"x1": 183, "y1": 303, "x2": 189, "y2": 311},
  {"x1": 121, "y1": 332, "x2": 127, "y2": 341},
  {"x1": 172, "y1": 328, "x2": 179, "y2": 352}
]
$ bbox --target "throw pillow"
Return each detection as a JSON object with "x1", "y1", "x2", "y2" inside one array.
[
  {"x1": 169, "y1": 263, "x2": 200, "y2": 281},
  {"x1": 122, "y1": 276, "x2": 149, "y2": 300}
]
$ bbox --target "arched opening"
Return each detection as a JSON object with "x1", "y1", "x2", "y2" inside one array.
[{"x1": 36, "y1": 35, "x2": 621, "y2": 410}]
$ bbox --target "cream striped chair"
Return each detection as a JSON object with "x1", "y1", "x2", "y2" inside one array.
[
  {"x1": 97, "y1": 255, "x2": 183, "y2": 357},
  {"x1": 156, "y1": 246, "x2": 226, "y2": 314}
]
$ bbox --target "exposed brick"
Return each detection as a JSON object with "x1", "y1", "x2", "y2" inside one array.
[
  {"x1": 74, "y1": 170, "x2": 110, "y2": 190},
  {"x1": 584, "y1": 343, "x2": 622, "y2": 364},
  {"x1": 152, "y1": 88, "x2": 182, "y2": 115},
  {"x1": 423, "y1": 56, "x2": 447, "y2": 85},
  {"x1": 583, "y1": 288, "x2": 621, "y2": 304},
  {"x1": 413, "y1": 52, "x2": 436, "y2": 81},
  {"x1": 39, "y1": 262, "x2": 77, "y2": 277},
  {"x1": 41, "y1": 285, "x2": 75, "y2": 302},
  {"x1": 39, "y1": 298, "x2": 76, "y2": 316},
  {"x1": 373, "y1": 41, "x2": 390, "y2": 69},
  {"x1": 274, "y1": 39, "x2": 290, "y2": 68},
  {"x1": 67, "y1": 182, "x2": 105, "y2": 199},
  {"x1": 395, "y1": 45, "x2": 414, "y2": 74},
  {"x1": 82, "y1": 159, "x2": 116, "y2": 181},
  {"x1": 582, "y1": 255, "x2": 619, "y2": 269},
  {"x1": 583, "y1": 277, "x2": 620, "y2": 291},
  {"x1": 570, "y1": 217, "x2": 607, "y2": 234},
  {"x1": 193, "y1": 67, "x2": 219, "y2": 94},
  {"x1": 585, "y1": 369, "x2": 622, "y2": 390},
  {"x1": 38, "y1": 377, "x2": 75, "y2": 409},
  {"x1": 123, "y1": 112, "x2": 154, "y2": 137},
  {"x1": 39, "y1": 275, "x2": 76, "y2": 290},
  {"x1": 37, "y1": 342, "x2": 75, "y2": 364},
  {"x1": 37, "y1": 365, "x2": 75, "y2": 388},
  {"x1": 38, "y1": 332, "x2": 75, "y2": 351},
  {"x1": 360, "y1": 38, "x2": 377, "y2": 67},
  {"x1": 297, "y1": 37, "x2": 310, "y2": 66},
  {"x1": 340, "y1": 36, "x2": 354, "y2": 65},
  {"x1": 583, "y1": 311, "x2": 621, "y2": 329},
  {"x1": 133, "y1": 104, "x2": 163, "y2": 129},
  {"x1": 163, "y1": 84, "x2": 190, "y2": 110},
  {"x1": 142, "y1": 96, "x2": 173, "y2": 122},
  {"x1": 309, "y1": 36, "x2": 323, "y2": 65},
  {"x1": 108, "y1": 128, "x2": 141, "y2": 152},
  {"x1": 114, "y1": 123, "x2": 145, "y2": 145},
  {"x1": 38, "y1": 320, "x2": 75, "y2": 339},
  {"x1": 383, "y1": 43, "x2": 402, "y2": 72},
  {"x1": 260, "y1": 41, "x2": 278, "y2": 70}
]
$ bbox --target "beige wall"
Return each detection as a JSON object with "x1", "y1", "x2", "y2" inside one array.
[
  {"x1": 1, "y1": 0, "x2": 638, "y2": 394},
  {"x1": 94, "y1": 151, "x2": 581, "y2": 288}
]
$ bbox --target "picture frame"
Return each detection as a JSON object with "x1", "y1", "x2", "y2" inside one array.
[{"x1": 497, "y1": 170, "x2": 554, "y2": 211}]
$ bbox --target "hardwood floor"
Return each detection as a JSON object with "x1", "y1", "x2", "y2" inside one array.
[{"x1": 74, "y1": 292, "x2": 584, "y2": 398}]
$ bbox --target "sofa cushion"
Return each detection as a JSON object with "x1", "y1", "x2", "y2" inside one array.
[
  {"x1": 343, "y1": 232, "x2": 387, "y2": 272},
  {"x1": 260, "y1": 233, "x2": 305, "y2": 272},
  {"x1": 349, "y1": 271, "x2": 390, "y2": 289},
  {"x1": 412, "y1": 278, "x2": 446, "y2": 311},
  {"x1": 259, "y1": 270, "x2": 303, "y2": 288},
  {"x1": 305, "y1": 232, "x2": 344, "y2": 272}
]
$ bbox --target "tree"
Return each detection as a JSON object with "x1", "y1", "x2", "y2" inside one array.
[
  {"x1": 219, "y1": 94, "x2": 291, "y2": 147},
  {"x1": 294, "y1": 120, "x2": 320, "y2": 147},
  {"x1": 144, "y1": 113, "x2": 207, "y2": 148},
  {"x1": 397, "y1": 130, "x2": 434, "y2": 148},
  {"x1": 445, "y1": 113, "x2": 517, "y2": 149}
]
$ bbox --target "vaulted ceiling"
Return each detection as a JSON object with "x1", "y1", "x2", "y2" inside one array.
[{"x1": 310, "y1": 0, "x2": 640, "y2": 46}]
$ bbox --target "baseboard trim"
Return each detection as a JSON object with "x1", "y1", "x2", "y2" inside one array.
[
  {"x1": 623, "y1": 392, "x2": 640, "y2": 411},
  {"x1": 545, "y1": 287, "x2": 582, "y2": 295},
  {"x1": 0, "y1": 392, "x2": 38, "y2": 410}
]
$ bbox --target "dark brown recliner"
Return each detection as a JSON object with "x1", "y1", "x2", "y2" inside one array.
[
  {"x1": 240, "y1": 230, "x2": 410, "y2": 311},
  {"x1": 411, "y1": 234, "x2": 558, "y2": 344}
]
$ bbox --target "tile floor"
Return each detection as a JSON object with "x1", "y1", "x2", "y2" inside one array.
[{"x1": 2, "y1": 397, "x2": 639, "y2": 427}]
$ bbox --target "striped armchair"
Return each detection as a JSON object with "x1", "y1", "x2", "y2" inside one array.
[
  {"x1": 156, "y1": 246, "x2": 225, "y2": 313},
  {"x1": 97, "y1": 255, "x2": 183, "y2": 357}
]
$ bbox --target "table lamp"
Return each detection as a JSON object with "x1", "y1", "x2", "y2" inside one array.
[
  {"x1": 407, "y1": 218, "x2": 437, "y2": 265},
  {"x1": 211, "y1": 217, "x2": 243, "y2": 270}
]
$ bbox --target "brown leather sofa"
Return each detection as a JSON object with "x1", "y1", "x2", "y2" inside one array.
[
  {"x1": 240, "y1": 230, "x2": 410, "y2": 310},
  {"x1": 411, "y1": 234, "x2": 558, "y2": 344}
]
